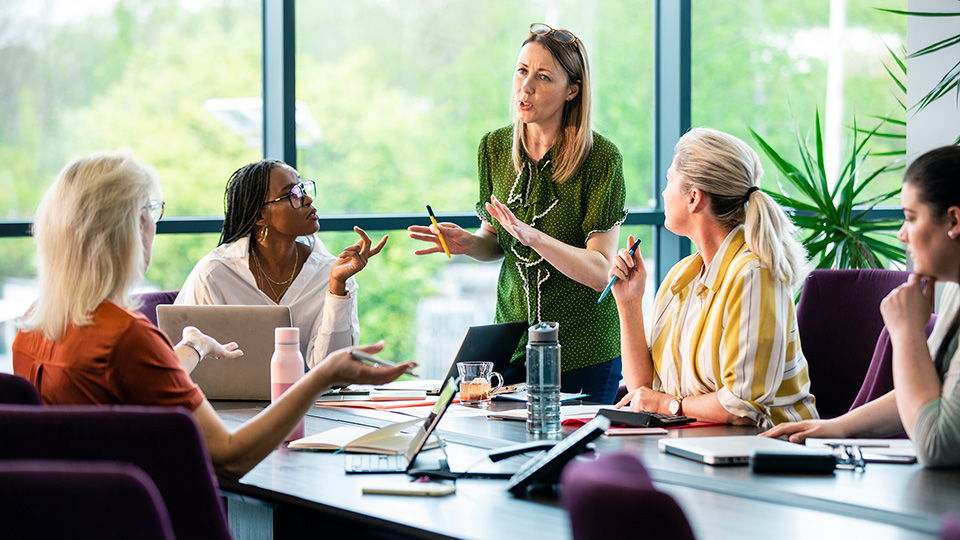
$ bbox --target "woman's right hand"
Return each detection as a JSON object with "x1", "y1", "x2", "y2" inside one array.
[
  {"x1": 408, "y1": 222, "x2": 476, "y2": 256},
  {"x1": 609, "y1": 235, "x2": 647, "y2": 302},
  {"x1": 312, "y1": 342, "x2": 416, "y2": 389},
  {"x1": 760, "y1": 419, "x2": 847, "y2": 444}
]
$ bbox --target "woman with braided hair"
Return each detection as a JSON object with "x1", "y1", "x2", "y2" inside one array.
[
  {"x1": 176, "y1": 160, "x2": 386, "y2": 369},
  {"x1": 610, "y1": 128, "x2": 818, "y2": 428}
]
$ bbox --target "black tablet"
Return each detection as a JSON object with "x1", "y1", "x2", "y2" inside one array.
[{"x1": 506, "y1": 415, "x2": 611, "y2": 498}]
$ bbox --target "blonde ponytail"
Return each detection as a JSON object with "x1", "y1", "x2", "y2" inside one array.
[{"x1": 675, "y1": 128, "x2": 808, "y2": 288}]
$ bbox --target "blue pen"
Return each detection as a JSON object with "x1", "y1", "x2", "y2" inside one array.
[{"x1": 597, "y1": 238, "x2": 642, "y2": 304}]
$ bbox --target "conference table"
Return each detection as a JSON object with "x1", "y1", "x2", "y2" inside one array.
[{"x1": 216, "y1": 400, "x2": 958, "y2": 540}]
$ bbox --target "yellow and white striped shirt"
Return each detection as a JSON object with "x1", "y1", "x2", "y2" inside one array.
[{"x1": 650, "y1": 226, "x2": 818, "y2": 428}]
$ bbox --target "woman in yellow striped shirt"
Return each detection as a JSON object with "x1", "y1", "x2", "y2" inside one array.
[{"x1": 609, "y1": 128, "x2": 818, "y2": 428}]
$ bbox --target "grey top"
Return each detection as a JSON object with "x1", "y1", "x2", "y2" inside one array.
[{"x1": 914, "y1": 281, "x2": 960, "y2": 467}]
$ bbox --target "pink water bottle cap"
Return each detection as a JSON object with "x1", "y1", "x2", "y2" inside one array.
[{"x1": 275, "y1": 327, "x2": 299, "y2": 345}]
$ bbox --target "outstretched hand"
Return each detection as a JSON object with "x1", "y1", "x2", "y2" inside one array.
[
  {"x1": 330, "y1": 226, "x2": 388, "y2": 294},
  {"x1": 485, "y1": 195, "x2": 539, "y2": 247},
  {"x1": 760, "y1": 419, "x2": 846, "y2": 444},
  {"x1": 317, "y1": 342, "x2": 417, "y2": 388},
  {"x1": 182, "y1": 325, "x2": 243, "y2": 361}
]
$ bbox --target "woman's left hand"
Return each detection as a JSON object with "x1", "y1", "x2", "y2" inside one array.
[
  {"x1": 485, "y1": 195, "x2": 540, "y2": 247},
  {"x1": 330, "y1": 226, "x2": 388, "y2": 294},
  {"x1": 880, "y1": 273, "x2": 936, "y2": 339},
  {"x1": 615, "y1": 387, "x2": 671, "y2": 414}
]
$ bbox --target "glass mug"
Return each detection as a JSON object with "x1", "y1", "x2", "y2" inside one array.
[{"x1": 457, "y1": 361, "x2": 504, "y2": 406}]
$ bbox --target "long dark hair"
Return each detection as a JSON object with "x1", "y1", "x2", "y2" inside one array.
[
  {"x1": 219, "y1": 159, "x2": 285, "y2": 245},
  {"x1": 905, "y1": 145, "x2": 960, "y2": 375}
]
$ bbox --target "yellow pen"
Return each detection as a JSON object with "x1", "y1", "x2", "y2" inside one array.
[{"x1": 426, "y1": 205, "x2": 451, "y2": 258}]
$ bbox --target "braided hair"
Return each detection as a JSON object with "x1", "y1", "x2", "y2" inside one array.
[{"x1": 219, "y1": 159, "x2": 286, "y2": 245}]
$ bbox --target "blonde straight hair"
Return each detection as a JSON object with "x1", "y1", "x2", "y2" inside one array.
[
  {"x1": 674, "y1": 128, "x2": 808, "y2": 288},
  {"x1": 22, "y1": 149, "x2": 161, "y2": 340},
  {"x1": 512, "y1": 30, "x2": 593, "y2": 184}
]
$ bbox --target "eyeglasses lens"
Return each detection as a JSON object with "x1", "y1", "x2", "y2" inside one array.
[
  {"x1": 552, "y1": 30, "x2": 576, "y2": 43},
  {"x1": 531, "y1": 23, "x2": 550, "y2": 35}
]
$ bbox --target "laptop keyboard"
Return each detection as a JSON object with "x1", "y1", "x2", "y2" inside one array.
[{"x1": 345, "y1": 453, "x2": 408, "y2": 474}]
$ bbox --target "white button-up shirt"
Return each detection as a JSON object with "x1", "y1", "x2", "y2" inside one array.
[{"x1": 175, "y1": 236, "x2": 359, "y2": 369}]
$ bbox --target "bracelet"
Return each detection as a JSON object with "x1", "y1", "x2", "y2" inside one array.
[{"x1": 180, "y1": 340, "x2": 203, "y2": 361}]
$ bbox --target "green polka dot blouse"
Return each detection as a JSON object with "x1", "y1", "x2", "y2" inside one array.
[{"x1": 475, "y1": 126, "x2": 628, "y2": 371}]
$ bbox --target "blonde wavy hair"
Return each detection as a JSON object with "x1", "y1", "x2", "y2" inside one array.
[
  {"x1": 674, "y1": 128, "x2": 808, "y2": 288},
  {"x1": 512, "y1": 28, "x2": 592, "y2": 184},
  {"x1": 22, "y1": 149, "x2": 161, "y2": 340}
]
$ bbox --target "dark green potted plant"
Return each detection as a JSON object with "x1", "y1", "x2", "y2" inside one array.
[{"x1": 750, "y1": 112, "x2": 906, "y2": 270}]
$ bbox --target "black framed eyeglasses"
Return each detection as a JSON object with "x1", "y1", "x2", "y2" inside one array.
[
  {"x1": 530, "y1": 23, "x2": 578, "y2": 44},
  {"x1": 264, "y1": 180, "x2": 316, "y2": 209},
  {"x1": 144, "y1": 200, "x2": 165, "y2": 223}
]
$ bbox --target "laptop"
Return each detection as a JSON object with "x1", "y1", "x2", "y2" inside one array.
[
  {"x1": 344, "y1": 321, "x2": 528, "y2": 395},
  {"x1": 344, "y1": 377, "x2": 457, "y2": 474},
  {"x1": 157, "y1": 304, "x2": 293, "y2": 401},
  {"x1": 658, "y1": 435, "x2": 829, "y2": 466}
]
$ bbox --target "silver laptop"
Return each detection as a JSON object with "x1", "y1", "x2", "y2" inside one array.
[
  {"x1": 157, "y1": 304, "x2": 292, "y2": 400},
  {"x1": 658, "y1": 436, "x2": 827, "y2": 465}
]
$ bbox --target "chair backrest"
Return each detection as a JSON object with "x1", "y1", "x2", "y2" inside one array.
[
  {"x1": 560, "y1": 453, "x2": 695, "y2": 540},
  {"x1": 0, "y1": 405, "x2": 232, "y2": 540},
  {"x1": 133, "y1": 290, "x2": 180, "y2": 327},
  {"x1": 796, "y1": 269, "x2": 911, "y2": 418},
  {"x1": 849, "y1": 315, "x2": 938, "y2": 414},
  {"x1": 0, "y1": 459, "x2": 176, "y2": 540},
  {"x1": 0, "y1": 372, "x2": 42, "y2": 405},
  {"x1": 942, "y1": 512, "x2": 960, "y2": 540}
]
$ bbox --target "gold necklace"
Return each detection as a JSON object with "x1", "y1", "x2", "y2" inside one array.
[
  {"x1": 251, "y1": 246, "x2": 299, "y2": 286},
  {"x1": 250, "y1": 246, "x2": 299, "y2": 302}
]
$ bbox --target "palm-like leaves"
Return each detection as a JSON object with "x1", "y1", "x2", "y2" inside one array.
[
  {"x1": 750, "y1": 112, "x2": 906, "y2": 271},
  {"x1": 877, "y1": 5, "x2": 960, "y2": 145}
]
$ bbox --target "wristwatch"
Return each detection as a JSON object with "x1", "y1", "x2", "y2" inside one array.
[{"x1": 668, "y1": 395, "x2": 684, "y2": 415}]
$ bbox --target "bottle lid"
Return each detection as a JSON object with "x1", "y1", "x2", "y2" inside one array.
[
  {"x1": 528, "y1": 321, "x2": 559, "y2": 343},
  {"x1": 275, "y1": 327, "x2": 300, "y2": 345}
]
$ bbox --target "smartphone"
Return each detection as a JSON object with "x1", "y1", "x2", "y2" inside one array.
[{"x1": 362, "y1": 482, "x2": 456, "y2": 497}]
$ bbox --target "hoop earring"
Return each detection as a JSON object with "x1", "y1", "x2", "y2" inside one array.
[{"x1": 258, "y1": 226, "x2": 268, "y2": 243}]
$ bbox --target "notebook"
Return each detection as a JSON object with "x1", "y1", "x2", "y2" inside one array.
[
  {"x1": 344, "y1": 321, "x2": 528, "y2": 395},
  {"x1": 156, "y1": 304, "x2": 293, "y2": 401},
  {"x1": 344, "y1": 377, "x2": 457, "y2": 474},
  {"x1": 658, "y1": 435, "x2": 829, "y2": 465}
]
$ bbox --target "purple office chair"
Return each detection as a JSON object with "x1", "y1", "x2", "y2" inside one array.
[
  {"x1": 0, "y1": 372, "x2": 42, "y2": 405},
  {"x1": 849, "y1": 317, "x2": 937, "y2": 413},
  {"x1": 133, "y1": 290, "x2": 180, "y2": 327},
  {"x1": 796, "y1": 269, "x2": 911, "y2": 418},
  {"x1": 0, "y1": 405, "x2": 232, "y2": 540},
  {"x1": 560, "y1": 453, "x2": 695, "y2": 540},
  {"x1": 0, "y1": 460, "x2": 175, "y2": 540},
  {"x1": 941, "y1": 513, "x2": 960, "y2": 540}
]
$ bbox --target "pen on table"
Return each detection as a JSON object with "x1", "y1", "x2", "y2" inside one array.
[
  {"x1": 349, "y1": 349, "x2": 418, "y2": 377},
  {"x1": 426, "y1": 205, "x2": 451, "y2": 258},
  {"x1": 597, "y1": 238, "x2": 642, "y2": 304}
]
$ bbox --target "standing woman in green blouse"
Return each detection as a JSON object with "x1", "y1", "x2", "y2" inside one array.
[{"x1": 409, "y1": 24, "x2": 627, "y2": 404}]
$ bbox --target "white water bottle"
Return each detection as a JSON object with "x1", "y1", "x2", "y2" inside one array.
[{"x1": 271, "y1": 327, "x2": 305, "y2": 441}]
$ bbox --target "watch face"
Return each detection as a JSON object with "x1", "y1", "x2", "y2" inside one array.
[{"x1": 669, "y1": 398, "x2": 680, "y2": 415}]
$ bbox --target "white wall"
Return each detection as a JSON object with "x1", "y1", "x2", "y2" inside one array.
[{"x1": 906, "y1": 0, "x2": 960, "y2": 160}]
